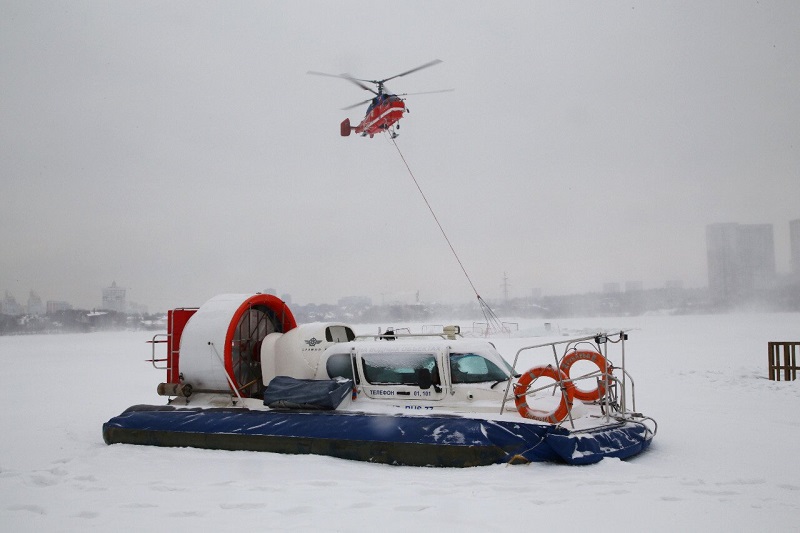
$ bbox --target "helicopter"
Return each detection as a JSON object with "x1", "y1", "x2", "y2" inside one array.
[{"x1": 308, "y1": 59, "x2": 451, "y2": 138}]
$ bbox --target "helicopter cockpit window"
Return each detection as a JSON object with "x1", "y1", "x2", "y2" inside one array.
[
  {"x1": 449, "y1": 353, "x2": 509, "y2": 384},
  {"x1": 362, "y1": 352, "x2": 438, "y2": 386}
]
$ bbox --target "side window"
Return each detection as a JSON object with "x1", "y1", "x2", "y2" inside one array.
[
  {"x1": 325, "y1": 326, "x2": 355, "y2": 342},
  {"x1": 450, "y1": 353, "x2": 508, "y2": 384},
  {"x1": 326, "y1": 352, "x2": 355, "y2": 382},
  {"x1": 362, "y1": 353, "x2": 438, "y2": 386}
]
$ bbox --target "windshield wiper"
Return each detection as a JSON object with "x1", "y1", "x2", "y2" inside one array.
[{"x1": 491, "y1": 373, "x2": 519, "y2": 389}]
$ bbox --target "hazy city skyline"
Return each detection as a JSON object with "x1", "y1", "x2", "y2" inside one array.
[{"x1": 3, "y1": 2, "x2": 799, "y2": 311}]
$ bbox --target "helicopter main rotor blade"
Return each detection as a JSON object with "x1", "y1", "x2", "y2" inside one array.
[
  {"x1": 380, "y1": 59, "x2": 443, "y2": 84},
  {"x1": 307, "y1": 70, "x2": 344, "y2": 78},
  {"x1": 396, "y1": 88, "x2": 455, "y2": 97},
  {"x1": 341, "y1": 98, "x2": 374, "y2": 111},
  {"x1": 307, "y1": 70, "x2": 378, "y2": 94},
  {"x1": 342, "y1": 88, "x2": 454, "y2": 111},
  {"x1": 341, "y1": 73, "x2": 379, "y2": 94}
]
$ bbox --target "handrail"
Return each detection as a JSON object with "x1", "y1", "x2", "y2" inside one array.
[
  {"x1": 149, "y1": 333, "x2": 169, "y2": 370},
  {"x1": 354, "y1": 328, "x2": 463, "y2": 341},
  {"x1": 500, "y1": 331, "x2": 636, "y2": 425}
]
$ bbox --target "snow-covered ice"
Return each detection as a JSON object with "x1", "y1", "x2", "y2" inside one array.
[{"x1": 1, "y1": 312, "x2": 799, "y2": 531}]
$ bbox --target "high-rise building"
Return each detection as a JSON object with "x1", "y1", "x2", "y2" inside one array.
[
  {"x1": 603, "y1": 282, "x2": 621, "y2": 294},
  {"x1": 1, "y1": 291, "x2": 23, "y2": 315},
  {"x1": 102, "y1": 281, "x2": 127, "y2": 312},
  {"x1": 706, "y1": 223, "x2": 776, "y2": 302},
  {"x1": 790, "y1": 219, "x2": 800, "y2": 278},
  {"x1": 46, "y1": 301, "x2": 72, "y2": 313},
  {"x1": 27, "y1": 291, "x2": 44, "y2": 315},
  {"x1": 625, "y1": 281, "x2": 643, "y2": 292}
]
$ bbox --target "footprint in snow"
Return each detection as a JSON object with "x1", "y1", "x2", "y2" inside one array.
[
  {"x1": 715, "y1": 478, "x2": 765, "y2": 486},
  {"x1": 168, "y1": 511, "x2": 204, "y2": 517},
  {"x1": 694, "y1": 489, "x2": 739, "y2": 497},
  {"x1": 0, "y1": 469, "x2": 20, "y2": 479},
  {"x1": 8, "y1": 504, "x2": 47, "y2": 515},
  {"x1": 150, "y1": 483, "x2": 183, "y2": 492},
  {"x1": 220, "y1": 502, "x2": 269, "y2": 510},
  {"x1": 281, "y1": 505, "x2": 314, "y2": 514},
  {"x1": 120, "y1": 503, "x2": 159, "y2": 509},
  {"x1": 27, "y1": 473, "x2": 60, "y2": 487},
  {"x1": 347, "y1": 501, "x2": 374, "y2": 509},
  {"x1": 394, "y1": 505, "x2": 430, "y2": 512}
]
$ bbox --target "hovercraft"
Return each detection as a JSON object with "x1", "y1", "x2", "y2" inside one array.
[{"x1": 103, "y1": 293, "x2": 656, "y2": 466}]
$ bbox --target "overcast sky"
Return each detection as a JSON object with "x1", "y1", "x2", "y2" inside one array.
[{"x1": 2, "y1": 1, "x2": 799, "y2": 311}]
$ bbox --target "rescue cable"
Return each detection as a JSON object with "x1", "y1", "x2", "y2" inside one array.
[{"x1": 388, "y1": 134, "x2": 507, "y2": 334}]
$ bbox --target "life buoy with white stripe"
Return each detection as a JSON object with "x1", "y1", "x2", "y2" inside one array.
[
  {"x1": 559, "y1": 350, "x2": 612, "y2": 402},
  {"x1": 514, "y1": 365, "x2": 575, "y2": 423}
]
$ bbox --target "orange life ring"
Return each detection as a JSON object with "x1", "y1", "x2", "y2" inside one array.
[
  {"x1": 513, "y1": 365, "x2": 575, "y2": 423},
  {"x1": 559, "y1": 350, "x2": 612, "y2": 402}
]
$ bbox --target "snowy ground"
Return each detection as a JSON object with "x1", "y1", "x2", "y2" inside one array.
[{"x1": 1, "y1": 312, "x2": 799, "y2": 531}]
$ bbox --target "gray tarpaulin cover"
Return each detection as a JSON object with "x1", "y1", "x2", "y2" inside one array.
[{"x1": 263, "y1": 376, "x2": 352, "y2": 410}]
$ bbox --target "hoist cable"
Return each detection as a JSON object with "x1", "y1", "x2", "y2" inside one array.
[
  {"x1": 389, "y1": 135, "x2": 479, "y2": 297},
  {"x1": 388, "y1": 134, "x2": 507, "y2": 334}
]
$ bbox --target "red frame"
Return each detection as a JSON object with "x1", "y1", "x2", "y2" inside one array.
[
  {"x1": 166, "y1": 308, "x2": 197, "y2": 384},
  {"x1": 222, "y1": 294, "x2": 297, "y2": 392}
]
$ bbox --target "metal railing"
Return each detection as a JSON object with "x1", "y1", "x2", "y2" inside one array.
[
  {"x1": 356, "y1": 325, "x2": 462, "y2": 341},
  {"x1": 148, "y1": 333, "x2": 169, "y2": 369},
  {"x1": 500, "y1": 331, "x2": 636, "y2": 429}
]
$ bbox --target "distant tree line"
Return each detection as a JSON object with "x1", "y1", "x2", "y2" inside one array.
[
  {"x1": 2, "y1": 283, "x2": 797, "y2": 336},
  {"x1": 289, "y1": 284, "x2": 800, "y2": 325},
  {"x1": 0, "y1": 310, "x2": 166, "y2": 335}
]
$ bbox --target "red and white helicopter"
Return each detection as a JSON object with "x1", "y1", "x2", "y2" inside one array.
[{"x1": 308, "y1": 59, "x2": 451, "y2": 138}]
